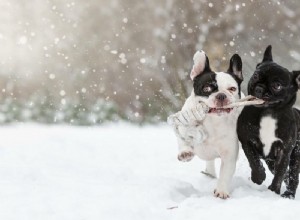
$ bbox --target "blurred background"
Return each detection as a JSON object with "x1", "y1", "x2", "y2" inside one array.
[{"x1": 0, "y1": 0, "x2": 300, "y2": 125}]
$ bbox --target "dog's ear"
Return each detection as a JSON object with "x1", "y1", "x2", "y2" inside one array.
[
  {"x1": 262, "y1": 45, "x2": 273, "y2": 62},
  {"x1": 227, "y1": 54, "x2": 243, "y2": 81},
  {"x1": 293, "y1": 71, "x2": 300, "y2": 89},
  {"x1": 190, "y1": 50, "x2": 211, "y2": 80}
]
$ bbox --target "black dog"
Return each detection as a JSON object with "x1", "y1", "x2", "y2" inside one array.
[{"x1": 237, "y1": 45, "x2": 300, "y2": 199}]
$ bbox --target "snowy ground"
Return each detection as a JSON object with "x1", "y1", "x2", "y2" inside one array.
[{"x1": 0, "y1": 124, "x2": 299, "y2": 220}]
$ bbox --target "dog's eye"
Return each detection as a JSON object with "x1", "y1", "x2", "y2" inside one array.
[
  {"x1": 228, "y1": 87, "x2": 237, "y2": 92},
  {"x1": 203, "y1": 85, "x2": 212, "y2": 93},
  {"x1": 252, "y1": 73, "x2": 259, "y2": 81},
  {"x1": 272, "y1": 82, "x2": 282, "y2": 91}
]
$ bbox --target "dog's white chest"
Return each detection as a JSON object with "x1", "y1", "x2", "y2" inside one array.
[
  {"x1": 193, "y1": 114, "x2": 238, "y2": 160},
  {"x1": 259, "y1": 116, "x2": 281, "y2": 156}
]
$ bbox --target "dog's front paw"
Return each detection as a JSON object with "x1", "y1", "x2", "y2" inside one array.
[
  {"x1": 251, "y1": 168, "x2": 266, "y2": 185},
  {"x1": 178, "y1": 151, "x2": 194, "y2": 162},
  {"x1": 268, "y1": 184, "x2": 280, "y2": 194},
  {"x1": 281, "y1": 190, "x2": 295, "y2": 199},
  {"x1": 214, "y1": 189, "x2": 230, "y2": 199}
]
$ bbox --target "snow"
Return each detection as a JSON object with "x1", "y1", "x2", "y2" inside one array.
[
  {"x1": 250, "y1": 51, "x2": 256, "y2": 57},
  {"x1": 17, "y1": 36, "x2": 28, "y2": 45},
  {"x1": 0, "y1": 124, "x2": 299, "y2": 220}
]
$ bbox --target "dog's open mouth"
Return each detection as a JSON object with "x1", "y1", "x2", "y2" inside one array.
[{"x1": 208, "y1": 108, "x2": 233, "y2": 114}]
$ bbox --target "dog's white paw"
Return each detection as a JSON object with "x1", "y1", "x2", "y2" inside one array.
[
  {"x1": 178, "y1": 151, "x2": 194, "y2": 162},
  {"x1": 214, "y1": 189, "x2": 230, "y2": 199}
]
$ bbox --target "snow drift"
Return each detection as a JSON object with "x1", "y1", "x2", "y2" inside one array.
[{"x1": 0, "y1": 124, "x2": 299, "y2": 220}]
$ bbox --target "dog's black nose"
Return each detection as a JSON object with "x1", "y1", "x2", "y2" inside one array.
[
  {"x1": 216, "y1": 93, "x2": 227, "y2": 101},
  {"x1": 255, "y1": 85, "x2": 265, "y2": 98}
]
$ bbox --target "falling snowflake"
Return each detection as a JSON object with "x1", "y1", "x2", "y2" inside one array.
[
  {"x1": 60, "y1": 90, "x2": 66, "y2": 96},
  {"x1": 140, "y1": 58, "x2": 146, "y2": 64},
  {"x1": 49, "y1": 74, "x2": 56, "y2": 79},
  {"x1": 18, "y1": 36, "x2": 27, "y2": 45}
]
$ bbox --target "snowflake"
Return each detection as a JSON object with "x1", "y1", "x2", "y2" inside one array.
[
  {"x1": 140, "y1": 58, "x2": 146, "y2": 64},
  {"x1": 49, "y1": 74, "x2": 56, "y2": 79},
  {"x1": 18, "y1": 36, "x2": 27, "y2": 45},
  {"x1": 60, "y1": 90, "x2": 66, "y2": 96},
  {"x1": 161, "y1": 56, "x2": 166, "y2": 64}
]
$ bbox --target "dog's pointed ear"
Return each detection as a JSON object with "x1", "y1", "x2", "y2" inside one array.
[
  {"x1": 262, "y1": 45, "x2": 273, "y2": 62},
  {"x1": 293, "y1": 71, "x2": 300, "y2": 89},
  {"x1": 190, "y1": 50, "x2": 211, "y2": 80},
  {"x1": 228, "y1": 54, "x2": 243, "y2": 81}
]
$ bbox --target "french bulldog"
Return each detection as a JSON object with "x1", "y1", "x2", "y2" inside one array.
[
  {"x1": 169, "y1": 50, "x2": 244, "y2": 199},
  {"x1": 237, "y1": 45, "x2": 300, "y2": 199}
]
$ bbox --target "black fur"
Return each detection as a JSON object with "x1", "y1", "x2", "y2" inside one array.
[
  {"x1": 237, "y1": 45, "x2": 300, "y2": 199},
  {"x1": 193, "y1": 72, "x2": 217, "y2": 97}
]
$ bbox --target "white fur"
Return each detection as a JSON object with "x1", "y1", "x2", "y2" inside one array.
[
  {"x1": 190, "y1": 50, "x2": 206, "y2": 80},
  {"x1": 193, "y1": 50, "x2": 205, "y2": 66},
  {"x1": 259, "y1": 116, "x2": 282, "y2": 156},
  {"x1": 177, "y1": 72, "x2": 241, "y2": 198}
]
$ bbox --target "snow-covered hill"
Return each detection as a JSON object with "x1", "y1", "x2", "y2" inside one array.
[{"x1": 0, "y1": 124, "x2": 299, "y2": 220}]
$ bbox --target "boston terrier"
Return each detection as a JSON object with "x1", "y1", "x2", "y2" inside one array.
[
  {"x1": 237, "y1": 45, "x2": 300, "y2": 199},
  {"x1": 169, "y1": 50, "x2": 244, "y2": 199}
]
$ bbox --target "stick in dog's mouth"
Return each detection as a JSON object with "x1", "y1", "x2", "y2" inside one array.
[
  {"x1": 200, "y1": 95, "x2": 265, "y2": 113},
  {"x1": 222, "y1": 95, "x2": 265, "y2": 108}
]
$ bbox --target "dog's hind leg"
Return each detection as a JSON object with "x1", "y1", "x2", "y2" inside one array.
[
  {"x1": 268, "y1": 143, "x2": 290, "y2": 195},
  {"x1": 201, "y1": 160, "x2": 216, "y2": 178},
  {"x1": 282, "y1": 145, "x2": 300, "y2": 199},
  {"x1": 266, "y1": 157, "x2": 291, "y2": 190}
]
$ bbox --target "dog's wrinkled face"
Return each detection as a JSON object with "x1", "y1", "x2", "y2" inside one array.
[
  {"x1": 248, "y1": 45, "x2": 300, "y2": 108},
  {"x1": 191, "y1": 52, "x2": 243, "y2": 115}
]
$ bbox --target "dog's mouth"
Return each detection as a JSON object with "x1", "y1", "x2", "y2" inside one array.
[
  {"x1": 208, "y1": 108, "x2": 233, "y2": 114},
  {"x1": 253, "y1": 97, "x2": 281, "y2": 107}
]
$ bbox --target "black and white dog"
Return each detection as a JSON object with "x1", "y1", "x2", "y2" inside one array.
[
  {"x1": 237, "y1": 45, "x2": 300, "y2": 199},
  {"x1": 170, "y1": 51, "x2": 244, "y2": 199}
]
